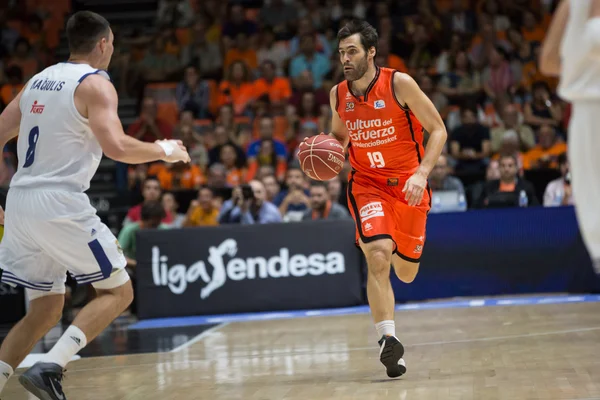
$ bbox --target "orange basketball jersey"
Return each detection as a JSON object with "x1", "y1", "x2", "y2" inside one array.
[{"x1": 336, "y1": 67, "x2": 425, "y2": 179}]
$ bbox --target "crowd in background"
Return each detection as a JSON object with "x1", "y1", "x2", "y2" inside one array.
[{"x1": 0, "y1": 0, "x2": 574, "y2": 268}]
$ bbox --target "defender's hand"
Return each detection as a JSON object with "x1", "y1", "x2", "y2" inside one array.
[{"x1": 402, "y1": 171, "x2": 427, "y2": 207}]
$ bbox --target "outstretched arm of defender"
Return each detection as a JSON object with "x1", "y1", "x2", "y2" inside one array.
[
  {"x1": 79, "y1": 74, "x2": 190, "y2": 164},
  {"x1": 539, "y1": 0, "x2": 569, "y2": 76},
  {"x1": 393, "y1": 73, "x2": 448, "y2": 206},
  {"x1": 328, "y1": 86, "x2": 349, "y2": 148}
]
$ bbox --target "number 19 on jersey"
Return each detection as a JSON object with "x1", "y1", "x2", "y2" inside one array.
[{"x1": 367, "y1": 151, "x2": 385, "y2": 168}]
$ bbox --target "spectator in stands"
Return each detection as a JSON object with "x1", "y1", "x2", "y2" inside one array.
[
  {"x1": 419, "y1": 75, "x2": 448, "y2": 115},
  {"x1": 183, "y1": 187, "x2": 220, "y2": 227},
  {"x1": 289, "y1": 18, "x2": 332, "y2": 58},
  {"x1": 182, "y1": 20, "x2": 222, "y2": 80},
  {"x1": 256, "y1": 165, "x2": 275, "y2": 180},
  {"x1": 220, "y1": 143, "x2": 245, "y2": 187},
  {"x1": 475, "y1": 154, "x2": 539, "y2": 208},
  {"x1": 157, "y1": 0, "x2": 194, "y2": 28},
  {"x1": 302, "y1": 181, "x2": 350, "y2": 221},
  {"x1": 156, "y1": 161, "x2": 205, "y2": 191},
  {"x1": 491, "y1": 104, "x2": 535, "y2": 153},
  {"x1": 259, "y1": 0, "x2": 297, "y2": 38},
  {"x1": 222, "y1": 3, "x2": 258, "y2": 49},
  {"x1": 6, "y1": 38, "x2": 38, "y2": 81},
  {"x1": 140, "y1": 36, "x2": 180, "y2": 82},
  {"x1": 483, "y1": 0, "x2": 511, "y2": 32},
  {"x1": 246, "y1": 116, "x2": 287, "y2": 181},
  {"x1": 275, "y1": 166, "x2": 310, "y2": 222},
  {"x1": 491, "y1": 130, "x2": 525, "y2": 174},
  {"x1": 407, "y1": 23, "x2": 438, "y2": 71},
  {"x1": 162, "y1": 192, "x2": 186, "y2": 228},
  {"x1": 127, "y1": 97, "x2": 173, "y2": 142},
  {"x1": 543, "y1": 153, "x2": 573, "y2": 207},
  {"x1": 207, "y1": 163, "x2": 230, "y2": 199},
  {"x1": 375, "y1": 37, "x2": 407, "y2": 73},
  {"x1": 176, "y1": 65, "x2": 211, "y2": 119},
  {"x1": 218, "y1": 61, "x2": 255, "y2": 116},
  {"x1": 256, "y1": 28, "x2": 289, "y2": 76},
  {"x1": 219, "y1": 180, "x2": 281, "y2": 224},
  {"x1": 429, "y1": 155, "x2": 466, "y2": 194},
  {"x1": 297, "y1": 91, "x2": 328, "y2": 133},
  {"x1": 523, "y1": 124, "x2": 567, "y2": 170},
  {"x1": 118, "y1": 200, "x2": 169, "y2": 268},
  {"x1": 124, "y1": 177, "x2": 174, "y2": 225},
  {"x1": 290, "y1": 34, "x2": 331, "y2": 90},
  {"x1": 450, "y1": 106, "x2": 491, "y2": 173},
  {"x1": 482, "y1": 46, "x2": 515, "y2": 101},
  {"x1": 1, "y1": 65, "x2": 23, "y2": 108},
  {"x1": 0, "y1": 10, "x2": 19, "y2": 53},
  {"x1": 208, "y1": 124, "x2": 245, "y2": 167},
  {"x1": 172, "y1": 110, "x2": 207, "y2": 165},
  {"x1": 327, "y1": 175, "x2": 346, "y2": 206},
  {"x1": 469, "y1": 19, "x2": 510, "y2": 69},
  {"x1": 262, "y1": 174, "x2": 281, "y2": 203},
  {"x1": 438, "y1": 51, "x2": 482, "y2": 106},
  {"x1": 524, "y1": 81, "x2": 563, "y2": 130},
  {"x1": 521, "y1": 10, "x2": 546, "y2": 45},
  {"x1": 443, "y1": 0, "x2": 477, "y2": 34},
  {"x1": 253, "y1": 60, "x2": 292, "y2": 108},
  {"x1": 224, "y1": 32, "x2": 258, "y2": 73}
]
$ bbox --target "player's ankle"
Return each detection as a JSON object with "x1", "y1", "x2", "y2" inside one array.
[{"x1": 375, "y1": 320, "x2": 395, "y2": 339}]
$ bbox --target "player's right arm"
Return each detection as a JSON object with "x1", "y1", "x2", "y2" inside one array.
[
  {"x1": 328, "y1": 85, "x2": 349, "y2": 148},
  {"x1": 539, "y1": 0, "x2": 569, "y2": 76},
  {"x1": 77, "y1": 74, "x2": 190, "y2": 164}
]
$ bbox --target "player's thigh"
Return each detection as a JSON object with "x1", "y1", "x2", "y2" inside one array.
[{"x1": 391, "y1": 200, "x2": 429, "y2": 263}]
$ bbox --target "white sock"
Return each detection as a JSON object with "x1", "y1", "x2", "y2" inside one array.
[
  {"x1": 375, "y1": 320, "x2": 395, "y2": 338},
  {"x1": 42, "y1": 325, "x2": 87, "y2": 368},
  {"x1": 0, "y1": 360, "x2": 14, "y2": 393}
]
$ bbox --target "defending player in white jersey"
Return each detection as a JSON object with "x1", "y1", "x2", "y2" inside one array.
[
  {"x1": 0, "y1": 11, "x2": 190, "y2": 399},
  {"x1": 540, "y1": 0, "x2": 600, "y2": 274}
]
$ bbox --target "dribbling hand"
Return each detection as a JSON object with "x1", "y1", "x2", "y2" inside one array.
[
  {"x1": 402, "y1": 171, "x2": 427, "y2": 207},
  {"x1": 156, "y1": 139, "x2": 191, "y2": 163}
]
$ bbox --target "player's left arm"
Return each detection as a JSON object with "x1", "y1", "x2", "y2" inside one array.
[
  {"x1": 393, "y1": 73, "x2": 448, "y2": 207},
  {"x1": 0, "y1": 87, "x2": 24, "y2": 149},
  {"x1": 539, "y1": 0, "x2": 569, "y2": 77}
]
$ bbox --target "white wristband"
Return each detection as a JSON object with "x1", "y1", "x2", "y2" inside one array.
[{"x1": 157, "y1": 140, "x2": 175, "y2": 157}]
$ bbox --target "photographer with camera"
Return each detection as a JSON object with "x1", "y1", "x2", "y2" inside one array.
[
  {"x1": 218, "y1": 180, "x2": 282, "y2": 224},
  {"x1": 543, "y1": 153, "x2": 573, "y2": 207}
]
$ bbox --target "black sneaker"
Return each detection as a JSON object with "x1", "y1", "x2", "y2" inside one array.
[
  {"x1": 19, "y1": 362, "x2": 66, "y2": 400},
  {"x1": 378, "y1": 335, "x2": 407, "y2": 378}
]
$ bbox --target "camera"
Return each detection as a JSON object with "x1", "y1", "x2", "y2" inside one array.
[{"x1": 241, "y1": 184, "x2": 254, "y2": 200}]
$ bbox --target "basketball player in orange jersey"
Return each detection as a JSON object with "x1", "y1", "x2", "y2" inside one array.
[{"x1": 308, "y1": 20, "x2": 448, "y2": 378}]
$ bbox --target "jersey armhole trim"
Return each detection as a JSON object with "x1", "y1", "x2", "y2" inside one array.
[
  {"x1": 334, "y1": 85, "x2": 340, "y2": 115},
  {"x1": 78, "y1": 69, "x2": 111, "y2": 84},
  {"x1": 391, "y1": 70, "x2": 410, "y2": 111}
]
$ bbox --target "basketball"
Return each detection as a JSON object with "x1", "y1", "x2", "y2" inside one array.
[{"x1": 298, "y1": 135, "x2": 345, "y2": 181}]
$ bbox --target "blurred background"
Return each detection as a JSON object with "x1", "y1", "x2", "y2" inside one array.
[{"x1": 0, "y1": 0, "x2": 597, "y2": 325}]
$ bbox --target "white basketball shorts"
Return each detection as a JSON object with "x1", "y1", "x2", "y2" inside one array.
[
  {"x1": 568, "y1": 101, "x2": 600, "y2": 267},
  {"x1": 0, "y1": 188, "x2": 127, "y2": 296}
]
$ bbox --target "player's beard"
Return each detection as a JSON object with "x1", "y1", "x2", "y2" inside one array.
[{"x1": 343, "y1": 55, "x2": 369, "y2": 82}]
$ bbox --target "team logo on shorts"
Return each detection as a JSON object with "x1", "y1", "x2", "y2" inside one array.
[
  {"x1": 413, "y1": 244, "x2": 423, "y2": 254},
  {"x1": 374, "y1": 100, "x2": 386, "y2": 109},
  {"x1": 346, "y1": 102, "x2": 354, "y2": 112},
  {"x1": 359, "y1": 202, "x2": 384, "y2": 222},
  {"x1": 364, "y1": 222, "x2": 373, "y2": 232}
]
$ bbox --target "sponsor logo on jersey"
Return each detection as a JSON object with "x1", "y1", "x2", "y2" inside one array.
[
  {"x1": 151, "y1": 239, "x2": 346, "y2": 298},
  {"x1": 30, "y1": 101, "x2": 44, "y2": 114},
  {"x1": 374, "y1": 100, "x2": 386, "y2": 109},
  {"x1": 345, "y1": 118, "x2": 397, "y2": 147},
  {"x1": 345, "y1": 102, "x2": 354, "y2": 112},
  {"x1": 359, "y1": 202, "x2": 384, "y2": 222}
]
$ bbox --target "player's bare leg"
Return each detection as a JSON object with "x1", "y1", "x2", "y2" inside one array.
[
  {"x1": 0, "y1": 294, "x2": 64, "y2": 394},
  {"x1": 360, "y1": 238, "x2": 406, "y2": 378},
  {"x1": 18, "y1": 274, "x2": 133, "y2": 400},
  {"x1": 392, "y1": 255, "x2": 420, "y2": 283}
]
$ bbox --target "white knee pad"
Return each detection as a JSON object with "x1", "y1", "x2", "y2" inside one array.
[{"x1": 91, "y1": 268, "x2": 130, "y2": 290}]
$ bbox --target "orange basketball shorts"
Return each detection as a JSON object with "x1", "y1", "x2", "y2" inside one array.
[{"x1": 347, "y1": 172, "x2": 431, "y2": 263}]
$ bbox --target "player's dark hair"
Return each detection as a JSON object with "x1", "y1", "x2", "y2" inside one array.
[
  {"x1": 310, "y1": 180, "x2": 328, "y2": 189},
  {"x1": 141, "y1": 200, "x2": 166, "y2": 221},
  {"x1": 144, "y1": 176, "x2": 161, "y2": 187},
  {"x1": 499, "y1": 154, "x2": 518, "y2": 165},
  {"x1": 337, "y1": 20, "x2": 378, "y2": 52},
  {"x1": 66, "y1": 11, "x2": 110, "y2": 55}
]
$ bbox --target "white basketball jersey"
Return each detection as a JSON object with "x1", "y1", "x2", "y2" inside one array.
[
  {"x1": 11, "y1": 62, "x2": 110, "y2": 192},
  {"x1": 558, "y1": 0, "x2": 600, "y2": 101}
]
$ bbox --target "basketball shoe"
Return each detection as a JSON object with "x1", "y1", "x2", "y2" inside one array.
[
  {"x1": 378, "y1": 335, "x2": 407, "y2": 378},
  {"x1": 19, "y1": 362, "x2": 66, "y2": 400}
]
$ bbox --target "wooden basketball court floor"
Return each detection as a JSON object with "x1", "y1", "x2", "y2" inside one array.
[{"x1": 3, "y1": 298, "x2": 600, "y2": 400}]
